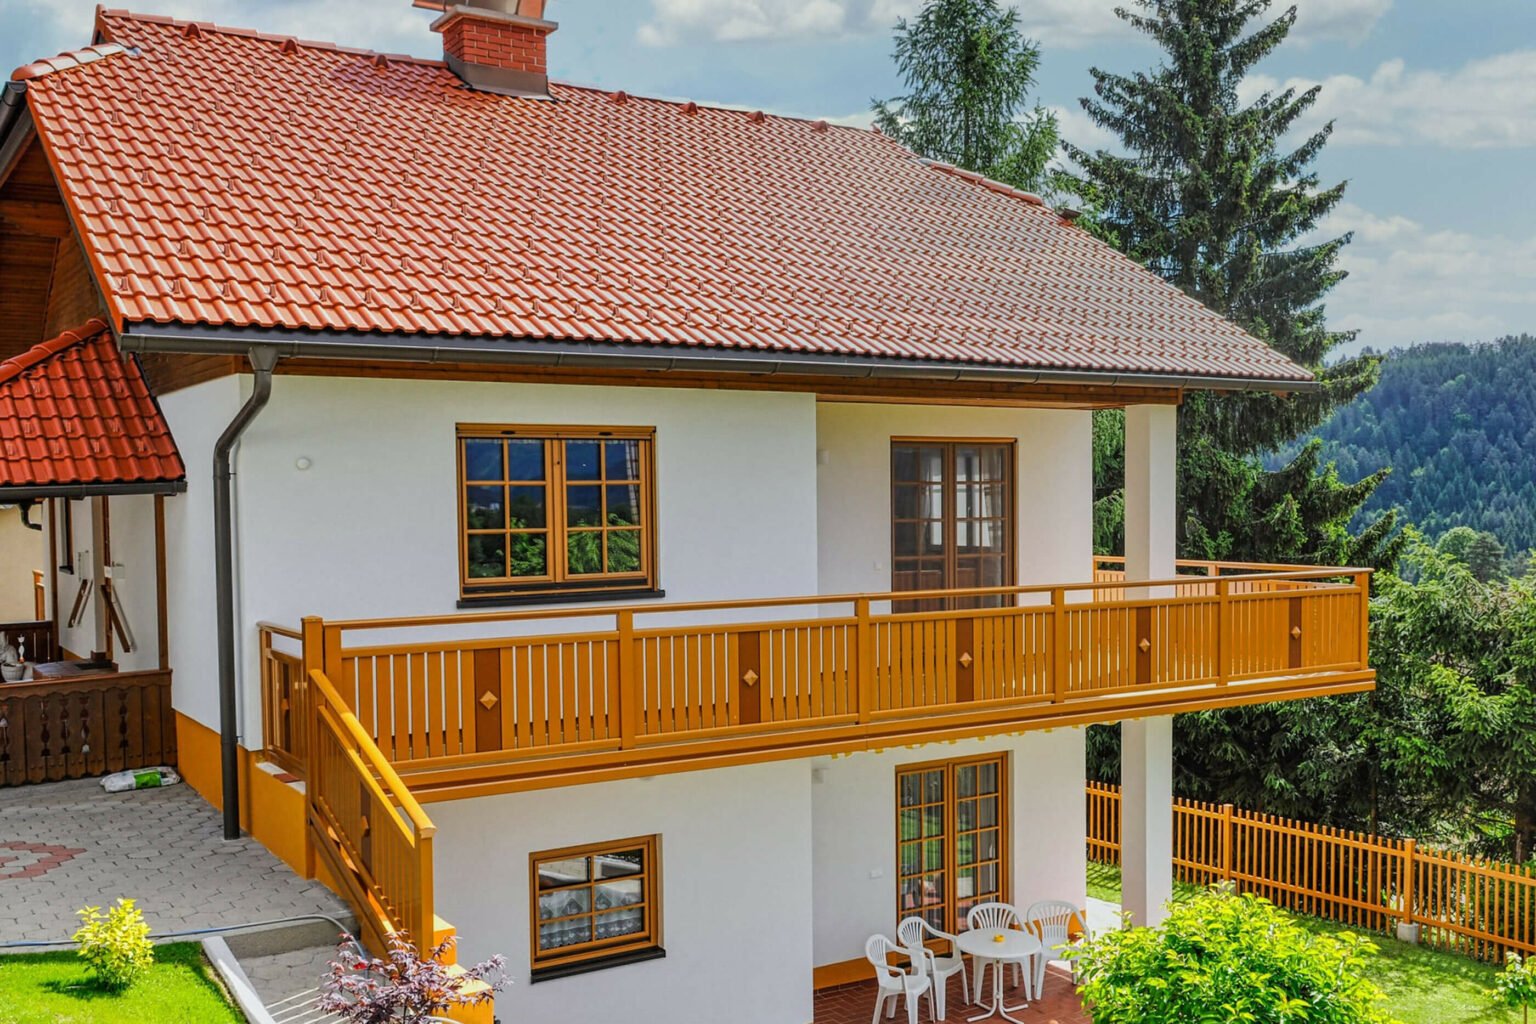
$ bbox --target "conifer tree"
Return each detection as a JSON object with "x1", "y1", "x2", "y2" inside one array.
[
  {"x1": 1066, "y1": 0, "x2": 1400, "y2": 569},
  {"x1": 874, "y1": 0, "x2": 1059, "y2": 194}
]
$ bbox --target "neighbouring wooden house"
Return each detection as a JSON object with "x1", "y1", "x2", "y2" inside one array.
[{"x1": 0, "y1": 3, "x2": 1376, "y2": 1020}]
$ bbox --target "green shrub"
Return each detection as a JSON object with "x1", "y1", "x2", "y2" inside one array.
[
  {"x1": 1074, "y1": 888, "x2": 1399, "y2": 1024},
  {"x1": 73, "y1": 898, "x2": 154, "y2": 990},
  {"x1": 1494, "y1": 952, "x2": 1536, "y2": 1024}
]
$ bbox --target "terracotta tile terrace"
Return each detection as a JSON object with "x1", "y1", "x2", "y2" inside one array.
[{"x1": 815, "y1": 964, "x2": 1090, "y2": 1024}]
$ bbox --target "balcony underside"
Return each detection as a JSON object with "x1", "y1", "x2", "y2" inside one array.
[{"x1": 265, "y1": 560, "x2": 1375, "y2": 804}]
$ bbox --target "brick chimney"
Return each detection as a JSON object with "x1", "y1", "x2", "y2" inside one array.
[{"x1": 414, "y1": 1, "x2": 557, "y2": 98}]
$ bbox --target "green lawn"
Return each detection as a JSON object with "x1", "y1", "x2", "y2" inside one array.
[
  {"x1": 1086, "y1": 863, "x2": 1522, "y2": 1024},
  {"x1": 0, "y1": 943, "x2": 242, "y2": 1024}
]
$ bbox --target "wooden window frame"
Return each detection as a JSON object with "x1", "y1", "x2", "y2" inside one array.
[
  {"x1": 895, "y1": 753, "x2": 1010, "y2": 935},
  {"x1": 457, "y1": 424, "x2": 658, "y2": 601},
  {"x1": 529, "y1": 834, "x2": 663, "y2": 975},
  {"x1": 890, "y1": 437, "x2": 1017, "y2": 606}
]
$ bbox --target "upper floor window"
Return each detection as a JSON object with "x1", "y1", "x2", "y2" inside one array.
[{"x1": 458, "y1": 425, "x2": 656, "y2": 600}]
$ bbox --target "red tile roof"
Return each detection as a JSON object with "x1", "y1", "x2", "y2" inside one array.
[
  {"x1": 0, "y1": 319, "x2": 186, "y2": 494},
  {"x1": 12, "y1": 9, "x2": 1314, "y2": 386}
]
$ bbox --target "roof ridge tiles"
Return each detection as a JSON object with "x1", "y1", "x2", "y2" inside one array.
[
  {"x1": 0, "y1": 319, "x2": 112, "y2": 384},
  {"x1": 10, "y1": 42, "x2": 132, "y2": 83},
  {"x1": 917, "y1": 158, "x2": 1048, "y2": 207},
  {"x1": 94, "y1": 7, "x2": 444, "y2": 67}
]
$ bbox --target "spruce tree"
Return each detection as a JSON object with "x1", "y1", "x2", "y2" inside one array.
[
  {"x1": 874, "y1": 0, "x2": 1059, "y2": 194},
  {"x1": 1066, "y1": 0, "x2": 1400, "y2": 569}
]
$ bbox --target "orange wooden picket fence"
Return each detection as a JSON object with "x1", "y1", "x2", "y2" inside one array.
[{"x1": 1087, "y1": 782, "x2": 1536, "y2": 963}]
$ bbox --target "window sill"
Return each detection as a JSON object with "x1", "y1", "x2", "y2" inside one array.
[
  {"x1": 529, "y1": 946, "x2": 666, "y2": 984},
  {"x1": 456, "y1": 588, "x2": 666, "y2": 610}
]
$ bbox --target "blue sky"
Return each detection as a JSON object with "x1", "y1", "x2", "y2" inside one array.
[{"x1": 4, "y1": 0, "x2": 1533, "y2": 353}]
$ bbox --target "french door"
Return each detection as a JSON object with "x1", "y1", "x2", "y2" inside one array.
[
  {"x1": 896, "y1": 755, "x2": 1009, "y2": 933},
  {"x1": 891, "y1": 441, "x2": 1014, "y2": 607}
]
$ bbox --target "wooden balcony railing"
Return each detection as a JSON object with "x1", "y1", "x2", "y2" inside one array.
[
  {"x1": 0, "y1": 669, "x2": 175, "y2": 786},
  {"x1": 259, "y1": 623, "x2": 308, "y2": 775},
  {"x1": 269, "y1": 561, "x2": 1373, "y2": 800},
  {"x1": 307, "y1": 667, "x2": 436, "y2": 955}
]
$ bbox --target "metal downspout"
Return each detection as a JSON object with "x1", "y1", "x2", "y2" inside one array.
[{"x1": 214, "y1": 347, "x2": 279, "y2": 841}]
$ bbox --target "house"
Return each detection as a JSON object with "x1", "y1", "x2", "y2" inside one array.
[{"x1": 0, "y1": 3, "x2": 1375, "y2": 1021}]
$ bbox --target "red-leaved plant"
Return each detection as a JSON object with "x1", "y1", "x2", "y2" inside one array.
[{"x1": 319, "y1": 932, "x2": 505, "y2": 1024}]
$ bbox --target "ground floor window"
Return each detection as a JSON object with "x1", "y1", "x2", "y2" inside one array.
[
  {"x1": 896, "y1": 754, "x2": 1008, "y2": 932},
  {"x1": 530, "y1": 835, "x2": 661, "y2": 972}
]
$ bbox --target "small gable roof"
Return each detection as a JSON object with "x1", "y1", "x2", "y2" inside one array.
[
  {"x1": 7, "y1": 9, "x2": 1316, "y2": 389},
  {"x1": 0, "y1": 319, "x2": 186, "y2": 499}
]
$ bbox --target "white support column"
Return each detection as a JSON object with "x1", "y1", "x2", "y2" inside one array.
[{"x1": 1121, "y1": 404, "x2": 1177, "y2": 927}]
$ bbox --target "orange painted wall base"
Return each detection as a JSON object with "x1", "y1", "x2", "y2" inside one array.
[{"x1": 174, "y1": 712, "x2": 333, "y2": 889}]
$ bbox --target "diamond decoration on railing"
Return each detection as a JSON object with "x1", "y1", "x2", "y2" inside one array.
[
  {"x1": 1138, "y1": 638, "x2": 1152, "y2": 653},
  {"x1": 958, "y1": 652, "x2": 973, "y2": 669},
  {"x1": 1291, "y1": 626, "x2": 1303, "y2": 639},
  {"x1": 742, "y1": 669, "x2": 759, "y2": 687},
  {"x1": 479, "y1": 690, "x2": 499, "y2": 710}
]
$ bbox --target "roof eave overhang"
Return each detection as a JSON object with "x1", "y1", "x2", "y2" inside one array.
[
  {"x1": 0, "y1": 83, "x2": 34, "y2": 185},
  {"x1": 0, "y1": 479, "x2": 187, "y2": 502},
  {"x1": 117, "y1": 322, "x2": 1320, "y2": 395}
]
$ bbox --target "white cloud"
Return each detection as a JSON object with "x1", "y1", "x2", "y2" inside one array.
[
  {"x1": 1245, "y1": 50, "x2": 1536, "y2": 149},
  {"x1": 12, "y1": 0, "x2": 434, "y2": 59},
  {"x1": 639, "y1": 0, "x2": 1389, "y2": 48},
  {"x1": 1317, "y1": 203, "x2": 1536, "y2": 351}
]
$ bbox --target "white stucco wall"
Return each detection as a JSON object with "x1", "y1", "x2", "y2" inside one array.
[
  {"x1": 430, "y1": 759, "x2": 815, "y2": 1024},
  {"x1": 815, "y1": 403, "x2": 1094, "y2": 594},
  {"x1": 810, "y1": 729, "x2": 1087, "y2": 968},
  {"x1": 156, "y1": 375, "x2": 242, "y2": 724}
]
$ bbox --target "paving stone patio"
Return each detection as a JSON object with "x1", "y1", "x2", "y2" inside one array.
[
  {"x1": 815, "y1": 962, "x2": 1090, "y2": 1024},
  {"x1": 0, "y1": 777, "x2": 348, "y2": 946}
]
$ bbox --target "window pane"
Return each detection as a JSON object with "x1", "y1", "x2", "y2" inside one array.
[
  {"x1": 957, "y1": 765, "x2": 977, "y2": 798},
  {"x1": 899, "y1": 841, "x2": 921, "y2": 876},
  {"x1": 538, "y1": 857, "x2": 590, "y2": 890},
  {"x1": 507, "y1": 439, "x2": 544, "y2": 481},
  {"x1": 891, "y1": 446, "x2": 918, "y2": 482},
  {"x1": 899, "y1": 774, "x2": 923, "y2": 808},
  {"x1": 976, "y1": 829, "x2": 999, "y2": 862},
  {"x1": 957, "y1": 799, "x2": 976, "y2": 831},
  {"x1": 539, "y1": 919, "x2": 592, "y2": 951},
  {"x1": 606, "y1": 484, "x2": 641, "y2": 525},
  {"x1": 509, "y1": 534, "x2": 547, "y2": 577},
  {"x1": 899, "y1": 808, "x2": 920, "y2": 841},
  {"x1": 466, "y1": 535, "x2": 505, "y2": 578},
  {"x1": 594, "y1": 878, "x2": 643, "y2": 910},
  {"x1": 958, "y1": 833, "x2": 976, "y2": 866},
  {"x1": 595, "y1": 908, "x2": 645, "y2": 941},
  {"x1": 538, "y1": 888, "x2": 590, "y2": 920},
  {"x1": 566, "y1": 441, "x2": 600, "y2": 480},
  {"x1": 595, "y1": 850, "x2": 645, "y2": 879},
  {"x1": 923, "y1": 771, "x2": 944, "y2": 803},
  {"x1": 922, "y1": 807, "x2": 944, "y2": 838},
  {"x1": 465, "y1": 486, "x2": 505, "y2": 530},
  {"x1": 979, "y1": 762, "x2": 999, "y2": 794},
  {"x1": 977, "y1": 863, "x2": 999, "y2": 897},
  {"x1": 464, "y1": 439, "x2": 502, "y2": 481},
  {"x1": 978, "y1": 796, "x2": 998, "y2": 828},
  {"x1": 607, "y1": 531, "x2": 641, "y2": 574},
  {"x1": 567, "y1": 532, "x2": 602, "y2": 575},
  {"x1": 507, "y1": 486, "x2": 547, "y2": 528},
  {"x1": 957, "y1": 866, "x2": 977, "y2": 900},
  {"x1": 605, "y1": 440, "x2": 640, "y2": 481},
  {"x1": 566, "y1": 485, "x2": 602, "y2": 527}
]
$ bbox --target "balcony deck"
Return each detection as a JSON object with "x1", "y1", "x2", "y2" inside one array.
[{"x1": 264, "y1": 559, "x2": 1374, "y2": 803}]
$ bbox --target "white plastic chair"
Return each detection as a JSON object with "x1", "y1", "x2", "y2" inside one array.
[
  {"x1": 866, "y1": 934, "x2": 934, "y2": 1024},
  {"x1": 1025, "y1": 900, "x2": 1089, "y2": 995},
  {"x1": 965, "y1": 902, "x2": 1031, "y2": 999},
  {"x1": 898, "y1": 916, "x2": 967, "y2": 1020}
]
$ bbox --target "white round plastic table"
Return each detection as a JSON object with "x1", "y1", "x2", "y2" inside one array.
[{"x1": 954, "y1": 928, "x2": 1042, "y2": 1023}]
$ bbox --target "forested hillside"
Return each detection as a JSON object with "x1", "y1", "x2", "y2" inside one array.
[{"x1": 1273, "y1": 335, "x2": 1536, "y2": 554}]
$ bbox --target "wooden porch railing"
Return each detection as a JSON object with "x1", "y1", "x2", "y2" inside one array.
[
  {"x1": 259, "y1": 623, "x2": 308, "y2": 775},
  {"x1": 307, "y1": 667, "x2": 436, "y2": 956},
  {"x1": 0, "y1": 669, "x2": 175, "y2": 786},
  {"x1": 1087, "y1": 782, "x2": 1536, "y2": 964},
  {"x1": 1, "y1": 618, "x2": 61, "y2": 664},
  {"x1": 270, "y1": 561, "x2": 1371, "y2": 796}
]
